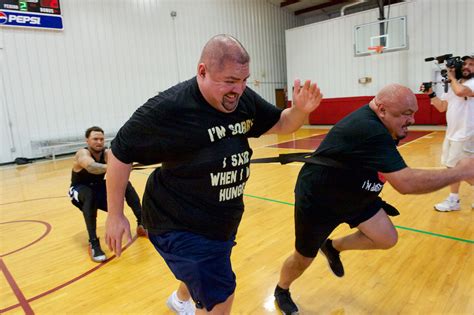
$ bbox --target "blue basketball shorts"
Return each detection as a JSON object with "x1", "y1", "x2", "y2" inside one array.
[{"x1": 148, "y1": 230, "x2": 236, "y2": 311}]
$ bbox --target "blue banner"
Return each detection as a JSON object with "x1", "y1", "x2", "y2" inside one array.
[{"x1": 0, "y1": 10, "x2": 63, "y2": 30}]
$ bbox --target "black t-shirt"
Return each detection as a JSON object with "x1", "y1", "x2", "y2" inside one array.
[
  {"x1": 296, "y1": 105, "x2": 407, "y2": 216},
  {"x1": 70, "y1": 148, "x2": 106, "y2": 186},
  {"x1": 112, "y1": 77, "x2": 282, "y2": 240}
]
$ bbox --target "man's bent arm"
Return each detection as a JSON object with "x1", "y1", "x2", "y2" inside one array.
[
  {"x1": 267, "y1": 79, "x2": 322, "y2": 134},
  {"x1": 105, "y1": 150, "x2": 133, "y2": 257},
  {"x1": 448, "y1": 69, "x2": 473, "y2": 97},
  {"x1": 76, "y1": 149, "x2": 107, "y2": 174},
  {"x1": 383, "y1": 158, "x2": 474, "y2": 194},
  {"x1": 429, "y1": 96, "x2": 448, "y2": 113},
  {"x1": 85, "y1": 162, "x2": 107, "y2": 174},
  {"x1": 268, "y1": 106, "x2": 309, "y2": 134}
]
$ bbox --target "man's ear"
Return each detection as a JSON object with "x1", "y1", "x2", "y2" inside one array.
[
  {"x1": 378, "y1": 104, "x2": 387, "y2": 118},
  {"x1": 197, "y1": 63, "x2": 206, "y2": 78}
]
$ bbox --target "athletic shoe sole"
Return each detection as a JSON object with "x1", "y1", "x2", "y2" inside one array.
[{"x1": 434, "y1": 206, "x2": 460, "y2": 212}]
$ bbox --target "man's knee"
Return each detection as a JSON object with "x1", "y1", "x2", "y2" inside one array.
[
  {"x1": 375, "y1": 229, "x2": 398, "y2": 249},
  {"x1": 292, "y1": 250, "x2": 314, "y2": 270},
  {"x1": 78, "y1": 186, "x2": 94, "y2": 203},
  {"x1": 359, "y1": 208, "x2": 399, "y2": 250},
  {"x1": 79, "y1": 192, "x2": 98, "y2": 216}
]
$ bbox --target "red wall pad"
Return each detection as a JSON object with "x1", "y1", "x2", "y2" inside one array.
[{"x1": 303, "y1": 94, "x2": 446, "y2": 125}]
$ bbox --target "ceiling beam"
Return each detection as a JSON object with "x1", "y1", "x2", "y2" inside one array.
[
  {"x1": 280, "y1": 0, "x2": 300, "y2": 7},
  {"x1": 295, "y1": 0, "x2": 347, "y2": 15}
]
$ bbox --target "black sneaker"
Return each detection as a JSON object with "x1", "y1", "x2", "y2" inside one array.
[
  {"x1": 320, "y1": 239, "x2": 344, "y2": 277},
  {"x1": 274, "y1": 286, "x2": 299, "y2": 315},
  {"x1": 88, "y1": 238, "x2": 107, "y2": 263}
]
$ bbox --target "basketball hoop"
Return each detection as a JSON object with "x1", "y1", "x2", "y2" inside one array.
[{"x1": 368, "y1": 45, "x2": 384, "y2": 54}]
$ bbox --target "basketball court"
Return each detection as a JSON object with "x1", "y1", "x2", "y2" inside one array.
[{"x1": 1, "y1": 127, "x2": 472, "y2": 314}]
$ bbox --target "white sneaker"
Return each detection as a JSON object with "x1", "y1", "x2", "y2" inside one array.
[
  {"x1": 166, "y1": 291, "x2": 196, "y2": 315},
  {"x1": 434, "y1": 198, "x2": 460, "y2": 212}
]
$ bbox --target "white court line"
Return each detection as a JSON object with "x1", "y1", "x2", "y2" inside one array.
[{"x1": 397, "y1": 131, "x2": 441, "y2": 148}]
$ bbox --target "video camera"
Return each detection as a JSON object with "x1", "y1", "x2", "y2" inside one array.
[{"x1": 423, "y1": 54, "x2": 464, "y2": 93}]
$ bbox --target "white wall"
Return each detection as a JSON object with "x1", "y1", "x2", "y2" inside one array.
[
  {"x1": 0, "y1": 0, "x2": 300, "y2": 163},
  {"x1": 286, "y1": 0, "x2": 474, "y2": 99}
]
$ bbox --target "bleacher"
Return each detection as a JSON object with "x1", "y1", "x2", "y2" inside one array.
[{"x1": 31, "y1": 134, "x2": 115, "y2": 160}]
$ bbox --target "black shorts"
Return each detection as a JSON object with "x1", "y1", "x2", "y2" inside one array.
[
  {"x1": 294, "y1": 196, "x2": 399, "y2": 258},
  {"x1": 68, "y1": 182, "x2": 107, "y2": 211}
]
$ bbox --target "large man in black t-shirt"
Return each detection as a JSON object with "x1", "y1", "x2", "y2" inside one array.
[
  {"x1": 274, "y1": 84, "x2": 474, "y2": 315},
  {"x1": 104, "y1": 34, "x2": 322, "y2": 314}
]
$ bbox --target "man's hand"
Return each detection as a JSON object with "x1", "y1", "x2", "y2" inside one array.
[
  {"x1": 265, "y1": 79, "x2": 323, "y2": 134},
  {"x1": 447, "y1": 70, "x2": 473, "y2": 97},
  {"x1": 105, "y1": 213, "x2": 132, "y2": 257},
  {"x1": 291, "y1": 79, "x2": 323, "y2": 114},
  {"x1": 447, "y1": 67, "x2": 456, "y2": 81}
]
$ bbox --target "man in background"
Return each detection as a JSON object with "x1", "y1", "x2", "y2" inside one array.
[
  {"x1": 422, "y1": 54, "x2": 474, "y2": 211},
  {"x1": 68, "y1": 126, "x2": 146, "y2": 263}
]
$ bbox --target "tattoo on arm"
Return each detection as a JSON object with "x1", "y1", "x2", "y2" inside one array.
[{"x1": 85, "y1": 162, "x2": 107, "y2": 174}]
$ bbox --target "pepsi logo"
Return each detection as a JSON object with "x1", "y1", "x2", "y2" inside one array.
[{"x1": 0, "y1": 11, "x2": 7, "y2": 24}]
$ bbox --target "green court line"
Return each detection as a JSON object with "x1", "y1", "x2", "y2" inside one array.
[
  {"x1": 393, "y1": 225, "x2": 474, "y2": 244},
  {"x1": 244, "y1": 194, "x2": 294, "y2": 206},
  {"x1": 244, "y1": 194, "x2": 474, "y2": 244},
  {"x1": 132, "y1": 169, "x2": 473, "y2": 244}
]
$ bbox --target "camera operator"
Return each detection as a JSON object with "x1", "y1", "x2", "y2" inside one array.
[{"x1": 421, "y1": 55, "x2": 474, "y2": 212}]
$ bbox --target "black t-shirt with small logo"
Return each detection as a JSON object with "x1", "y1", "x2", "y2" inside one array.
[
  {"x1": 112, "y1": 77, "x2": 282, "y2": 240},
  {"x1": 296, "y1": 105, "x2": 407, "y2": 216}
]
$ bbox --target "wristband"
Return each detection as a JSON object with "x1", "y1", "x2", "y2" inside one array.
[{"x1": 428, "y1": 92, "x2": 436, "y2": 99}]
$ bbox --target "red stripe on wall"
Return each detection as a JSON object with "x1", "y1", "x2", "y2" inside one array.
[{"x1": 287, "y1": 94, "x2": 446, "y2": 125}]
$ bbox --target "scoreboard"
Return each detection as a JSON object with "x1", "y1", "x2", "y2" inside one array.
[
  {"x1": 0, "y1": 0, "x2": 60, "y2": 15},
  {"x1": 0, "y1": 0, "x2": 63, "y2": 30}
]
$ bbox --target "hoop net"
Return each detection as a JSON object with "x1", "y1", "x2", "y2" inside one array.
[{"x1": 368, "y1": 45, "x2": 385, "y2": 54}]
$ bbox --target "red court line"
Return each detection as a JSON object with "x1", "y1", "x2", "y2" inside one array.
[
  {"x1": 0, "y1": 258, "x2": 34, "y2": 315},
  {"x1": 0, "y1": 196, "x2": 67, "y2": 207},
  {"x1": 0, "y1": 220, "x2": 52, "y2": 258},
  {"x1": 0, "y1": 235, "x2": 138, "y2": 313},
  {"x1": 268, "y1": 131, "x2": 432, "y2": 150}
]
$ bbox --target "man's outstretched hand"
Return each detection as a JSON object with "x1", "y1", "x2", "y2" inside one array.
[{"x1": 105, "y1": 213, "x2": 132, "y2": 257}]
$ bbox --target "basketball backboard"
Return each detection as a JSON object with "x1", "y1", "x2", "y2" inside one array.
[{"x1": 354, "y1": 16, "x2": 407, "y2": 56}]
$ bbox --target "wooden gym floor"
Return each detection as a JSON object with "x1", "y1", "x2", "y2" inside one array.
[{"x1": 0, "y1": 127, "x2": 473, "y2": 315}]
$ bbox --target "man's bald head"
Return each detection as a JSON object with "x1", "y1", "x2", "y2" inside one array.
[
  {"x1": 196, "y1": 35, "x2": 251, "y2": 113},
  {"x1": 370, "y1": 83, "x2": 418, "y2": 140},
  {"x1": 199, "y1": 34, "x2": 250, "y2": 72},
  {"x1": 375, "y1": 83, "x2": 417, "y2": 110}
]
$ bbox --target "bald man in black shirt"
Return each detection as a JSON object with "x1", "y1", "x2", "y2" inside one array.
[
  {"x1": 274, "y1": 84, "x2": 474, "y2": 315},
  {"x1": 104, "y1": 34, "x2": 322, "y2": 314}
]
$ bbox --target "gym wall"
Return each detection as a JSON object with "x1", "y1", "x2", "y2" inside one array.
[
  {"x1": 285, "y1": 0, "x2": 473, "y2": 99},
  {"x1": 0, "y1": 0, "x2": 300, "y2": 163}
]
